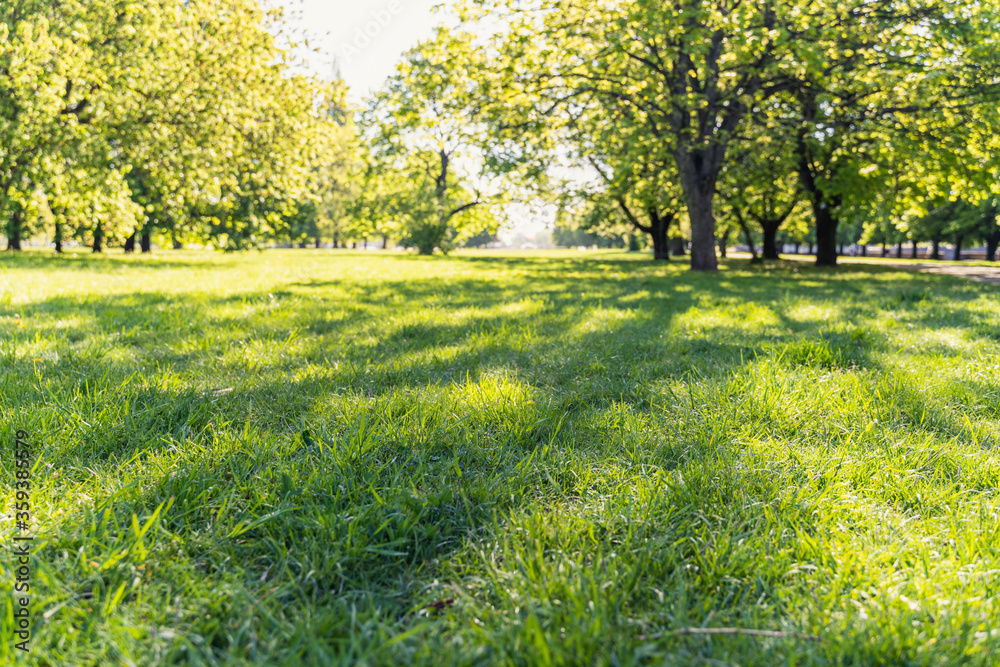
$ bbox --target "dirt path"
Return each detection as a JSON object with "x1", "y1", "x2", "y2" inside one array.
[{"x1": 836, "y1": 258, "x2": 1000, "y2": 286}]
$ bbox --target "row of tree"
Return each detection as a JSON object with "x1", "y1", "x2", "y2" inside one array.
[
  {"x1": 350, "y1": 0, "x2": 1000, "y2": 268},
  {"x1": 1, "y1": 0, "x2": 354, "y2": 253},
  {"x1": 5, "y1": 0, "x2": 1000, "y2": 267}
]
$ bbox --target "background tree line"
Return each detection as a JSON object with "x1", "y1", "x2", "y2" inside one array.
[
  {"x1": 354, "y1": 0, "x2": 1000, "y2": 266},
  {"x1": 4, "y1": 0, "x2": 1000, "y2": 266},
  {"x1": 1, "y1": 0, "x2": 354, "y2": 253}
]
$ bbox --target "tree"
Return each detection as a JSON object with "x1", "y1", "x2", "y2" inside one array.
[
  {"x1": 0, "y1": 0, "x2": 100, "y2": 249},
  {"x1": 464, "y1": 0, "x2": 812, "y2": 270},
  {"x1": 361, "y1": 28, "x2": 497, "y2": 255},
  {"x1": 464, "y1": 0, "x2": 1000, "y2": 270},
  {"x1": 719, "y1": 116, "x2": 802, "y2": 261},
  {"x1": 0, "y1": 0, "x2": 338, "y2": 253},
  {"x1": 783, "y1": 0, "x2": 1000, "y2": 266}
]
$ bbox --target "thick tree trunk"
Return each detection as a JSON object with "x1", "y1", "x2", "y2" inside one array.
[
  {"x1": 911, "y1": 240, "x2": 918, "y2": 259},
  {"x1": 762, "y1": 224, "x2": 780, "y2": 260},
  {"x1": 92, "y1": 225, "x2": 103, "y2": 253},
  {"x1": 684, "y1": 191, "x2": 718, "y2": 270},
  {"x1": 140, "y1": 230, "x2": 152, "y2": 253},
  {"x1": 931, "y1": 237, "x2": 941, "y2": 260},
  {"x1": 124, "y1": 232, "x2": 136, "y2": 253},
  {"x1": 795, "y1": 124, "x2": 838, "y2": 267},
  {"x1": 651, "y1": 219, "x2": 670, "y2": 261},
  {"x1": 895, "y1": 243, "x2": 902, "y2": 259},
  {"x1": 813, "y1": 204, "x2": 838, "y2": 267},
  {"x1": 7, "y1": 209, "x2": 22, "y2": 250},
  {"x1": 953, "y1": 235, "x2": 963, "y2": 261},
  {"x1": 986, "y1": 233, "x2": 999, "y2": 262}
]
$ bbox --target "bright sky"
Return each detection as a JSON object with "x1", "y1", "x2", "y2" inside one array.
[{"x1": 280, "y1": 0, "x2": 445, "y2": 100}]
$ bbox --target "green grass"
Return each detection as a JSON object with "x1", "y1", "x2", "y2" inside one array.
[{"x1": 1, "y1": 249, "x2": 999, "y2": 666}]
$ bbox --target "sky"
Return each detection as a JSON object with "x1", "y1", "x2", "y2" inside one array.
[{"x1": 280, "y1": 0, "x2": 445, "y2": 100}]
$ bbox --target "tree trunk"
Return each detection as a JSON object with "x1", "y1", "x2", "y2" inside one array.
[
  {"x1": 911, "y1": 240, "x2": 918, "y2": 259},
  {"x1": 931, "y1": 237, "x2": 941, "y2": 260},
  {"x1": 735, "y1": 211, "x2": 758, "y2": 262},
  {"x1": 92, "y1": 224, "x2": 103, "y2": 253},
  {"x1": 860, "y1": 244, "x2": 867, "y2": 257},
  {"x1": 953, "y1": 235, "x2": 963, "y2": 261},
  {"x1": 171, "y1": 230, "x2": 182, "y2": 250},
  {"x1": 813, "y1": 204, "x2": 838, "y2": 267},
  {"x1": 382, "y1": 234, "x2": 388, "y2": 249},
  {"x1": 333, "y1": 232, "x2": 339, "y2": 249},
  {"x1": 140, "y1": 230, "x2": 152, "y2": 253},
  {"x1": 793, "y1": 242, "x2": 800, "y2": 254},
  {"x1": 881, "y1": 243, "x2": 887, "y2": 257},
  {"x1": 673, "y1": 148, "x2": 720, "y2": 271},
  {"x1": 54, "y1": 220, "x2": 63, "y2": 253},
  {"x1": 795, "y1": 124, "x2": 838, "y2": 267},
  {"x1": 124, "y1": 232, "x2": 136, "y2": 253},
  {"x1": 6, "y1": 209, "x2": 22, "y2": 250},
  {"x1": 651, "y1": 214, "x2": 670, "y2": 261},
  {"x1": 986, "y1": 232, "x2": 999, "y2": 262},
  {"x1": 895, "y1": 243, "x2": 902, "y2": 259},
  {"x1": 762, "y1": 223, "x2": 780, "y2": 260},
  {"x1": 315, "y1": 235, "x2": 321, "y2": 249},
  {"x1": 684, "y1": 192, "x2": 718, "y2": 270},
  {"x1": 809, "y1": 242, "x2": 814, "y2": 254},
  {"x1": 670, "y1": 236, "x2": 685, "y2": 257}
]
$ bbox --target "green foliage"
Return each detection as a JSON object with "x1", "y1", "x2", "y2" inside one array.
[
  {"x1": 358, "y1": 28, "x2": 502, "y2": 255},
  {"x1": 0, "y1": 0, "x2": 351, "y2": 252}
]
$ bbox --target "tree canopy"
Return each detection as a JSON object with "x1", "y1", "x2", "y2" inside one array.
[{"x1": 3, "y1": 0, "x2": 1000, "y2": 265}]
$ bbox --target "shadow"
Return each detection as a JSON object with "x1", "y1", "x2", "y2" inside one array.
[
  {"x1": 11, "y1": 251, "x2": 1000, "y2": 643},
  {"x1": 0, "y1": 250, "x2": 212, "y2": 271}
]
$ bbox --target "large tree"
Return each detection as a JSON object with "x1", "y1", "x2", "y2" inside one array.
[
  {"x1": 464, "y1": 0, "x2": 811, "y2": 270},
  {"x1": 361, "y1": 28, "x2": 500, "y2": 255},
  {"x1": 462, "y1": 0, "x2": 1000, "y2": 269}
]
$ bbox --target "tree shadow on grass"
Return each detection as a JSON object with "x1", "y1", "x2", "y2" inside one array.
[
  {"x1": 13, "y1": 256, "x2": 989, "y2": 486},
  {"x1": 15, "y1": 256, "x2": 1000, "y2": 663},
  {"x1": 0, "y1": 250, "x2": 211, "y2": 272}
]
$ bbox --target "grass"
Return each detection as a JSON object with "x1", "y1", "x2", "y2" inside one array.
[{"x1": 1, "y1": 248, "x2": 999, "y2": 666}]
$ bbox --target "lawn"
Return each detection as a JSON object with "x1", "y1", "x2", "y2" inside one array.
[{"x1": 1, "y1": 249, "x2": 999, "y2": 666}]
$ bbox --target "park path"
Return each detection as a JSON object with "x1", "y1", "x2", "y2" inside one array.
[{"x1": 836, "y1": 258, "x2": 1000, "y2": 286}]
